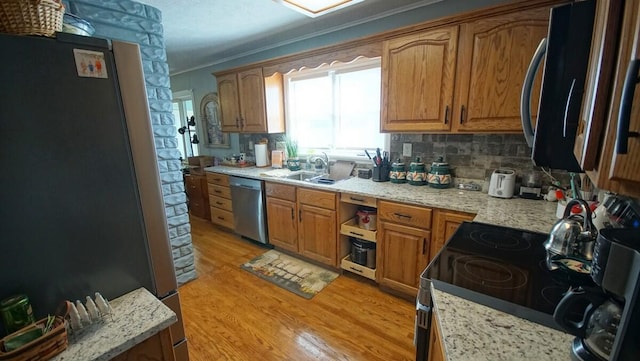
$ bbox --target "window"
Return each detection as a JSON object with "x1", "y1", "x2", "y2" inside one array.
[
  {"x1": 284, "y1": 57, "x2": 388, "y2": 160},
  {"x1": 172, "y1": 90, "x2": 198, "y2": 159}
]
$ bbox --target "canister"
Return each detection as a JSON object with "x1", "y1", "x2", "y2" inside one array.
[
  {"x1": 427, "y1": 156, "x2": 452, "y2": 188},
  {"x1": 389, "y1": 159, "x2": 406, "y2": 183},
  {"x1": 407, "y1": 157, "x2": 426, "y2": 186},
  {"x1": 356, "y1": 207, "x2": 377, "y2": 230},
  {"x1": 0, "y1": 294, "x2": 35, "y2": 334}
]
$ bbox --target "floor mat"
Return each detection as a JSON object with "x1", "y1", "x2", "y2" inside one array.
[{"x1": 241, "y1": 250, "x2": 339, "y2": 299}]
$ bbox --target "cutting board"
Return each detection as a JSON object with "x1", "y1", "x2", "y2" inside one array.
[{"x1": 330, "y1": 160, "x2": 356, "y2": 180}]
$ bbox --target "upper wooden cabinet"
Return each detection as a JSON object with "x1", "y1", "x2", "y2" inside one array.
[
  {"x1": 381, "y1": 26, "x2": 459, "y2": 132},
  {"x1": 574, "y1": 0, "x2": 640, "y2": 198},
  {"x1": 216, "y1": 68, "x2": 285, "y2": 133},
  {"x1": 381, "y1": 6, "x2": 549, "y2": 133},
  {"x1": 452, "y1": 7, "x2": 549, "y2": 132}
]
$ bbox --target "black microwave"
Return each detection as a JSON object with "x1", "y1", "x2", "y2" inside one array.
[{"x1": 521, "y1": 0, "x2": 596, "y2": 172}]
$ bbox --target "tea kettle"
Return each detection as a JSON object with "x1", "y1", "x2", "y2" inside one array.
[
  {"x1": 553, "y1": 287, "x2": 621, "y2": 361},
  {"x1": 544, "y1": 199, "x2": 597, "y2": 267}
]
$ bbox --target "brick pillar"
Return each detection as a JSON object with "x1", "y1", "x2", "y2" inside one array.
[{"x1": 65, "y1": 0, "x2": 196, "y2": 284}]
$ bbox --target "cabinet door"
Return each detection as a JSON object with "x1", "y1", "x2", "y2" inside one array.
[
  {"x1": 266, "y1": 197, "x2": 298, "y2": 253},
  {"x1": 378, "y1": 221, "x2": 431, "y2": 297},
  {"x1": 609, "y1": 1, "x2": 640, "y2": 185},
  {"x1": 431, "y1": 209, "x2": 475, "y2": 263},
  {"x1": 428, "y1": 314, "x2": 446, "y2": 361},
  {"x1": 237, "y1": 68, "x2": 268, "y2": 133},
  {"x1": 298, "y1": 204, "x2": 337, "y2": 266},
  {"x1": 217, "y1": 73, "x2": 241, "y2": 132},
  {"x1": 381, "y1": 26, "x2": 459, "y2": 132},
  {"x1": 453, "y1": 8, "x2": 549, "y2": 132}
]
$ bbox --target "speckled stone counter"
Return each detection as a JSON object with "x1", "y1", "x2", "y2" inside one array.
[
  {"x1": 51, "y1": 288, "x2": 176, "y2": 361},
  {"x1": 431, "y1": 285, "x2": 573, "y2": 361},
  {"x1": 204, "y1": 166, "x2": 559, "y2": 234}
]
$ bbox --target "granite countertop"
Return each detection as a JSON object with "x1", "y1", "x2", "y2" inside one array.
[
  {"x1": 204, "y1": 165, "x2": 559, "y2": 234},
  {"x1": 52, "y1": 288, "x2": 176, "y2": 361},
  {"x1": 431, "y1": 286, "x2": 573, "y2": 361}
]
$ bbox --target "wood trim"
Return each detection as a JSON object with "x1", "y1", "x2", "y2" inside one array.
[{"x1": 213, "y1": 0, "x2": 567, "y2": 77}]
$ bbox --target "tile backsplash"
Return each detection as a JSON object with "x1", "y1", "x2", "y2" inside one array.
[{"x1": 237, "y1": 132, "x2": 571, "y2": 190}]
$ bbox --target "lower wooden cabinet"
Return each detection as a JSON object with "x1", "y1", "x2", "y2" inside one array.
[
  {"x1": 206, "y1": 173, "x2": 234, "y2": 229},
  {"x1": 378, "y1": 220, "x2": 431, "y2": 297},
  {"x1": 185, "y1": 174, "x2": 209, "y2": 220},
  {"x1": 431, "y1": 209, "x2": 475, "y2": 261},
  {"x1": 111, "y1": 328, "x2": 175, "y2": 361},
  {"x1": 266, "y1": 196, "x2": 298, "y2": 252},
  {"x1": 428, "y1": 313, "x2": 446, "y2": 361},
  {"x1": 265, "y1": 182, "x2": 338, "y2": 267}
]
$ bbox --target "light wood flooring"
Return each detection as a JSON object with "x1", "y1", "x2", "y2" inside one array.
[{"x1": 178, "y1": 215, "x2": 416, "y2": 361}]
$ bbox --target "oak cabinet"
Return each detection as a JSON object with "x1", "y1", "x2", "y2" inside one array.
[
  {"x1": 111, "y1": 328, "x2": 175, "y2": 361},
  {"x1": 206, "y1": 173, "x2": 234, "y2": 229},
  {"x1": 451, "y1": 7, "x2": 549, "y2": 132},
  {"x1": 427, "y1": 314, "x2": 446, "y2": 361},
  {"x1": 265, "y1": 183, "x2": 338, "y2": 267},
  {"x1": 297, "y1": 188, "x2": 337, "y2": 266},
  {"x1": 574, "y1": 0, "x2": 640, "y2": 198},
  {"x1": 266, "y1": 182, "x2": 298, "y2": 253},
  {"x1": 381, "y1": 7, "x2": 549, "y2": 133},
  {"x1": 381, "y1": 25, "x2": 459, "y2": 132},
  {"x1": 216, "y1": 68, "x2": 285, "y2": 133},
  {"x1": 431, "y1": 209, "x2": 475, "y2": 262},
  {"x1": 377, "y1": 200, "x2": 432, "y2": 297}
]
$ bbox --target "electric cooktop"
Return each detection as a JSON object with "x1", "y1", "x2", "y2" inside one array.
[{"x1": 419, "y1": 221, "x2": 574, "y2": 331}]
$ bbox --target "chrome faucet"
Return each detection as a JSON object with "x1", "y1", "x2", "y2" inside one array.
[{"x1": 309, "y1": 152, "x2": 329, "y2": 174}]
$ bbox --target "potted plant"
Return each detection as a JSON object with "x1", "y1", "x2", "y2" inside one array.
[{"x1": 283, "y1": 135, "x2": 300, "y2": 171}]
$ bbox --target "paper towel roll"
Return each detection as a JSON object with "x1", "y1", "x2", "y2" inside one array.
[{"x1": 255, "y1": 143, "x2": 268, "y2": 167}]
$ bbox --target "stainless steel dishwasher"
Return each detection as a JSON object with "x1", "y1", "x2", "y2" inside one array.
[{"x1": 229, "y1": 176, "x2": 268, "y2": 244}]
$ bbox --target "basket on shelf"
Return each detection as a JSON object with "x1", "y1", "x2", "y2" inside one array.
[
  {"x1": 0, "y1": 0, "x2": 65, "y2": 37},
  {"x1": 0, "y1": 316, "x2": 67, "y2": 361}
]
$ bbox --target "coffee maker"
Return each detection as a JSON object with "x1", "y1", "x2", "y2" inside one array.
[{"x1": 553, "y1": 228, "x2": 640, "y2": 360}]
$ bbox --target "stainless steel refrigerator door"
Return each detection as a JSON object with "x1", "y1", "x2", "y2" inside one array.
[{"x1": 113, "y1": 40, "x2": 178, "y2": 298}]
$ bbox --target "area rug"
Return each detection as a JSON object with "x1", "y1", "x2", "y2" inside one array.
[{"x1": 241, "y1": 250, "x2": 339, "y2": 299}]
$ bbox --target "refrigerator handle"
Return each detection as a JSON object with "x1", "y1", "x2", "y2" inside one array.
[{"x1": 521, "y1": 38, "x2": 547, "y2": 148}]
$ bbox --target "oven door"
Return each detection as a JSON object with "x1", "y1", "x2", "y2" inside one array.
[{"x1": 415, "y1": 299, "x2": 431, "y2": 361}]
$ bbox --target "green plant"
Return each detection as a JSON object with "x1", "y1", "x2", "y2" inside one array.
[{"x1": 283, "y1": 134, "x2": 298, "y2": 159}]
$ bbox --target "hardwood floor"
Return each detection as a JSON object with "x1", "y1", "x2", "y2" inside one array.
[{"x1": 179, "y1": 215, "x2": 416, "y2": 361}]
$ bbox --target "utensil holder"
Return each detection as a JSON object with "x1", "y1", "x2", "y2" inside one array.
[{"x1": 372, "y1": 164, "x2": 389, "y2": 182}]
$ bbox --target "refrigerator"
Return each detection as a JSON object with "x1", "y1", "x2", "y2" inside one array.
[{"x1": 0, "y1": 32, "x2": 188, "y2": 359}]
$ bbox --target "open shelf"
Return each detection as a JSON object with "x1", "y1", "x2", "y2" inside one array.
[
  {"x1": 341, "y1": 255, "x2": 376, "y2": 280},
  {"x1": 340, "y1": 217, "x2": 377, "y2": 242}
]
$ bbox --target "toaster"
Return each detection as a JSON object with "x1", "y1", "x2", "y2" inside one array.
[{"x1": 488, "y1": 169, "x2": 516, "y2": 198}]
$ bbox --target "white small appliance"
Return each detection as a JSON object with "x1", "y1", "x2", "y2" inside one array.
[{"x1": 488, "y1": 169, "x2": 516, "y2": 198}]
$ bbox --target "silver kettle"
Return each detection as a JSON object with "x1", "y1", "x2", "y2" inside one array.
[{"x1": 544, "y1": 199, "x2": 597, "y2": 267}]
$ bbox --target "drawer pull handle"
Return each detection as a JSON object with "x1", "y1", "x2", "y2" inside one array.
[
  {"x1": 394, "y1": 213, "x2": 412, "y2": 219},
  {"x1": 350, "y1": 196, "x2": 365, "y2": 202},
  {"x1": 349, "y1": 267, "x2": 363, "y2": 274},
  {"x1": 349, "y1": 231, "x2": 365, "y2": 237},
  {"x1": 217, "y1": 216, "x2": 224, "y2": 220},
  {"x1": 214, "y1": 190, "x2": 222, "y2": 194},
  {"x1": 216, "y1": 202, "x2": 223, "y2": 205}
]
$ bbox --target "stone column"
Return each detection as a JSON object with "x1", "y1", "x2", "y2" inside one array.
[{"x1": 64, "y1": 0, "x2": 196, "y2": 284}]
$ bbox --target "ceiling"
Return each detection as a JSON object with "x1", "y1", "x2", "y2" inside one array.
[{"x1": 139, "y1": 0, "x2": 442, "y2": 75}]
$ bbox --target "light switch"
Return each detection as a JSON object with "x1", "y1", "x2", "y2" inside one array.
[{"x1": 402, "y1": 143, "x2": 412, "y2": 157}]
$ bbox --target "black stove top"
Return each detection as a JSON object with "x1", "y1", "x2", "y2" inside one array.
[{"x1": 420, "y1": 221, "x2": 574, "y2": 331}]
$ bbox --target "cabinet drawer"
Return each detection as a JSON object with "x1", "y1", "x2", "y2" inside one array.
[
  {"x1": 185, "y1": 175, "x2": 204, "y2": 198},
  {"x1": 209, "y1": 195, "x2": 233, "y2": 212},
  {"x1": 340, "y1": 192, "x2": 377, "y2": 208},
  {"x1": 210, "y1": 207, "x2": 234, "y2": 229},
  {"x1": 340, "y1": 218, "x2": 377, "y2": 242},
  {"x1": 265, "y1": 182, "x2": 296, "y2": 201},
  {"x1": 298, "y1": 187, "x2": 336, "y2": 210},
  {"x1": 189, "y1": 198, "x2": 209, "y2": 219},
  {"x1": 208, "y1": 184, "x2": 231, "y2": 199},
  {"x1": 378, "y1": 200, "x2": 432, "y2": 229},
  {"x1": 206, "y1": 172, "x2": 230, "y2": 186}
]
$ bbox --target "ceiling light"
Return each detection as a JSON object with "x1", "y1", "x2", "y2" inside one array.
[{"x1": 274, "y1": 0, "x2": 365, "y2": 18}]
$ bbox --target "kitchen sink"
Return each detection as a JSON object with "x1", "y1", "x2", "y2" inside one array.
[{"x1": 284, "y1": 171, "x2": 348, "y2": 184}]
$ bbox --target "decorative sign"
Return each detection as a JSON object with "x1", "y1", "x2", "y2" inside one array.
[{"x1": 73, "y1": 49, "x2": 108, "y2": 78}]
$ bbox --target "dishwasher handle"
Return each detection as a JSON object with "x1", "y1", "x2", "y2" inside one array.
[{"x1": 230, "y1": 183, "x2": 260, "y2": 191}]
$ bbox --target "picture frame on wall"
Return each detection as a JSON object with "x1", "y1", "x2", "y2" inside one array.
[{"x1": 200, "y1": 92, "x2": 229, "y2": 148}]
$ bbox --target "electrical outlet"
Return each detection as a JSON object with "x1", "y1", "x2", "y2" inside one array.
[{"x1": 402, "y1": 143, "x2": 412, "y2": 157}]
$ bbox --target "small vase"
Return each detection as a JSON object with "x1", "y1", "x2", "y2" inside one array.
[{"x1": 287, "y1": 158, "x2": 301, "y2": 171}]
